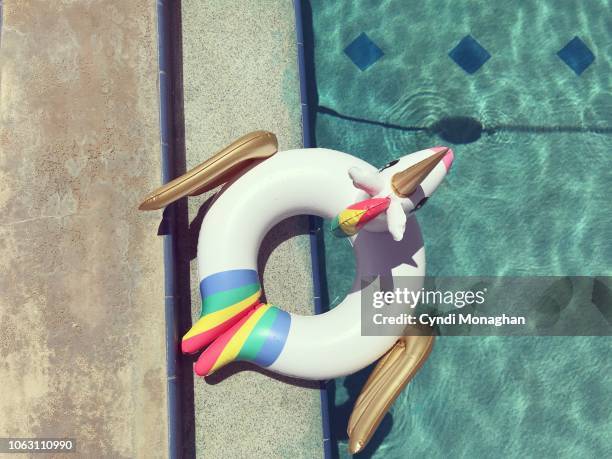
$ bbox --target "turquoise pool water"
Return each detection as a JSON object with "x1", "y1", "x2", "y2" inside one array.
[{"x1": 306, "y1": 0, "x2": 612, "y2": 457}]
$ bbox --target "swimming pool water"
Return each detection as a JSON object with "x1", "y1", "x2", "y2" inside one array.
[{"x1": 306, "y1": 0, "x2": 612, "y2": 457}]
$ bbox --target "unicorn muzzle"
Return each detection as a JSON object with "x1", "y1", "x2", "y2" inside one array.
[{"x1": 332, "y1": 146, "x2": 453, "y2": 241}]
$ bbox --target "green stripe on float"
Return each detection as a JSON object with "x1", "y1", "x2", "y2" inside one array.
[
  {"x1": 331, "y1": 214, "x2": 350, "y2": 237},
  {"x1": 201, "y1": 283, "x2": 260, "y2": 315},
  {"x1": 237, "y1": 307, "x2": 279, "y2": 361}
]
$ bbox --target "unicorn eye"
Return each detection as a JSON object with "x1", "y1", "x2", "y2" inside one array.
[
  {"x1": 379, "y1": 159, "x2": 399, "y2": 171},
  {"x1": 410, "y1": 197, "x2": 429, "y2": 213}
]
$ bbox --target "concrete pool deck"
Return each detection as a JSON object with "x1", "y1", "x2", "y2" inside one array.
[
  {"x1": 180, "y1": 0, "x2": 323, "y2": 457},
  {"x1": 0, "y1": 1, "x2": 168, "y2": 456}
]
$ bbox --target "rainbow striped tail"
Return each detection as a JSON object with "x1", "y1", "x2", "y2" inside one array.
[
  {"x1": 182, "y1": 269, "x2": 291, "y2": 376},
  {"x1": 182, "y1": 269, "x2": 262, "y2": 355},
  {"x1": 193, "y1": 303, "x2": 291, "y2": 376}
]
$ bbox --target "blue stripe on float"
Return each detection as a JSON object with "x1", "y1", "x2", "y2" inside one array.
[
  {"x1": 200, "y1": 269, "x2": 259, "y2": 297},
  {"x1": 254, "y1": 308, "x2": 291, "y2": 367}
]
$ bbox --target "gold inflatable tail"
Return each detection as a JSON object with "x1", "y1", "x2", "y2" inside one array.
[{"x1": 348, "y1": 332, "x2": 435, "y2": 454}]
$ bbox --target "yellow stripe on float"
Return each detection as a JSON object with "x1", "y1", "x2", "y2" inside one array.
[
  {"x1": 339, "y1": 208, "x2": 364, "y2": 234},
  {"x1": 183, "y1": 290, "x2": 261, "y2": 340},
  {"x1": 210, "y1": 304, "x2": 271, "y2": 373}
]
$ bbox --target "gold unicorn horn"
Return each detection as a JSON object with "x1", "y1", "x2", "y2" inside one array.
[{"x1": 391, "y1": 148, "x2": 448, "y2": 197}]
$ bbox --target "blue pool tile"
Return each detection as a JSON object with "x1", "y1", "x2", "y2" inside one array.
[
  {"x1": 449, "y1": 35, "x2": 491, "y2": 74},
  {"x1": 344, "y1": 33, "x2": 384, "y2": 71},
  {"x1": 557, "y1": 36, "x2": 594, "y2": 76}
]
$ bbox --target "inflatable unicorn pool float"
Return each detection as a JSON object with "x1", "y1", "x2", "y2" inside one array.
[{"x1": 140, "y1": 131, "x2": 453, "y2": 453}]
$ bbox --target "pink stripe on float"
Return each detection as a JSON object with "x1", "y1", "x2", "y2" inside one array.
[
  {"x1": 430, "y1": 146, "x2": 454, "y2": 171},
  {"x1": 193, "y1": 310, "x2": 252, "y2": 376},
  {"x1": 442, "y1": 149, "x2": 454, "y2": 170},
  {"x1": 430, "y1": 146, "x2": 448, "y2": 153},
  {"x1": 181, "y1": 305, "x2": 256, "y2": 354}
]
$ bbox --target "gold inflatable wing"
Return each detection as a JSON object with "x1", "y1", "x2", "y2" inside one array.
[{"x1": 139, "y1": 130, "x2": 278, "y2": 210}]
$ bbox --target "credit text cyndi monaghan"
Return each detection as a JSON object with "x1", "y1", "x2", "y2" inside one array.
[{"x1": 373, "y1": 313, "x2": 527, "y2": 327}]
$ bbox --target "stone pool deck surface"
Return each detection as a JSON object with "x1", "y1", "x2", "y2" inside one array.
[
  {"x1": 0, "y1": 1, "x2": 168, "y2": 457},
  {"x1": 180, "y1": 1, "x2": 323, "y2": 457}
]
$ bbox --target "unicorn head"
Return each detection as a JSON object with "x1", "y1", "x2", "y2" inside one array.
[{"x1": 332, "y1": 146, "x2": 454, "y2": 241}]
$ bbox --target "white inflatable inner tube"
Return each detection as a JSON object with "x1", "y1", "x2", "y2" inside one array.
[{"x1": 184, "y1": 148, "x2": 429, "y2": 380}]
